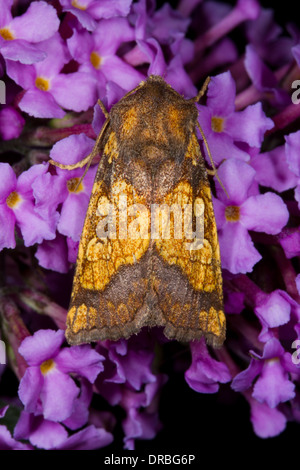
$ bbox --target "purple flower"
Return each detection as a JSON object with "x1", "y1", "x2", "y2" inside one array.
[
  {"x1": 197, "y1": 71, "x2": 273, "y2": 164},
  {"x1": 251, "y1": 145, "x2": 297, "y2": 193},
  {"x1": 0, "y1": 106, "x2": 25, "y2": 140},
  {"x1": 14, "y1": 411, "x2": 112, "y2": 450},
  {"x1": 285, "y1": 131, "x2": 300, "y2": 209},
  {"x1": 18, "y1": 329, "x2": 104, "y2": 422},
  {"x1": 277, "y1": 228, "x2": 300, "y2": 259},
  {"x1": 255, "y1": 290, "x2": 292, "y2": 342},
  {"x1": 243, "y1": 45, "x2": 290, "y2": 107},
  {"x1": 232, "y1": 338, "x2": 295, "y2": 408},
  {"x1": 0, "y1": 406, "x2": 33, "y2": 449},
  {"x1": 0, "y1": 0, "x2": 59, "y2": 64},
  {"x1": 249, "y1": 396, "x2": 287, "y2": 438},
  {"x1": 121, "y1": 380, "x2": 164, "y2": 450},
  {"x1": 67, "y1": 18, "x2": 143, "y2": 96},
  {"x1": 213, "y1": 158, "x2": 289, "y2": 273},
  {"x1": 95, "y1": 332, "x2": 164, "y2": 449},
  {"x1": 185, "y1": 339, "x2": 231, "y2": 393},
  {"x1": 6, "y1": 33, "x2": 97, "y2": 118},
  {"x1": 244, "y1": 7, "x2": 294, "y2": 67},
  {"x1": 1, "y1": 0, "x2": 300, "y2": 449},
  {"x1": 35, "y1": 234, "x2": 70, "y2": 274},
  {"x1": 0, "y1": 163, "x2": 57, "y2": 251},
  {"x1": 34, "y1": 133, "x2": 97, "y2": 242},
  {"x1": 60, "y1": 0, "x2": 132, "y2": 31}
]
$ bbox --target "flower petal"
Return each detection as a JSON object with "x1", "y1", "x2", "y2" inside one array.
[
  {"x1": 250, "y1": 398, "x2": 287, "y2": 438},
  {"x1": 14, "y1": 199, "x2": 57, "y2": 246},
  {"x1": 216, "y1": 159, "x2": 256, "y2": 204},
  {"x1": 49, "y1": 133, "x2": 95, "y2": 166},
  {"x1": 35, "y1": 235, "x2": 69, "y2": 274},
  {"x1": 1, "y1": 40, "x2": 46, "y2": 64},
  {"x1": 19, "y1": 89, "x2": 65, "y2": 119},
  {"x1": 185, "y1": 339, "x2": 231, "y2": 393},
  {"x1": 218, "y1": 222, "x2": 262, "y2": 274},
  {"x1": 285, "y1": 130, "x2": 300, "y2": 177},
  {"x1": 41, "y1": 368, "x2": 79, "y2": 422},
  {"x1": 241, "y1": 192, "x2": 289, "y2": 234},
  {"x1": 251, "y1": 146, "x2": 298, "y2": 193},
  {"x1": 252, "y1": 359, "x2": 295, "y2": 408},
  {"x1": 51, "y1": 72, "x2": 97, "y2": 113},
  {"x1": 18, "y1": 366, "x2": 43, "y2": 412},
  {"x1": 56, "y1": 345, "x2": 105, "y2": 383},
  {"x1": 14, "y1": 412, "x2": 68, "y2": 450},
  {"x1": 10, "y1": 2, "x2": 59, "y2": 43},
  {"x1": 0, "y1": 203, "x2": 16, "y2": 251},
  {"x1": 18, "y1": 329, "x2": 65, "y2": 366},
  {"x1": 0, "y1": 106, "x2": 25, "y2": 140},
  {"x1": 0, "y1": 162, "x2": 17, "y2": 201},
  {"x1": 226, "y1": 102, "x2": 273, "y2": 147},
  {"x1": 231, "y1": 358, "x2": 262, "y2": 391},
  {"x1": 57, "y1": 425, "x2": 113, "y2": 450},
  {"x1": 0, "y1": 423, "x2": 32, "y2": 450},
  {"x1": 206, "y1": 71, "x2": 236, "y2": 116}
]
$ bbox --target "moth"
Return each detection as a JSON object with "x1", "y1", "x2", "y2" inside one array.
[{"x1": 50, "y1": 75, "x2": 226, "y2": 348}]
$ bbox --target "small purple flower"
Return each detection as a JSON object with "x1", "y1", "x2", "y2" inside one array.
[
  {"x1": 35, "y1": 234, "x2": 70, "y2": 274},
  {"x1": 60, "y1": 0, "x2": 133, "y2": 31},
  {"x1": 244, "y1": 7, "x2": 294, "y2": 67},
  {"x1": 34, "y1": 133, "x2": 97, "y2": 242},
  {"x1": 255, "y1": 290, "x2": 292, "y2": 342},
  {"x1": 121, "y1": 381, "x2": 164, "y2": 450},
  {"x1": 232, "y1": 337, "x2": 295, "y2": 408},
  {"x1": 249, "y1": 396, "x2": 287, "y2": 438},
  {"x1": 0, "y1": 406, "x2": 33, "y2": 449},
  {"x1": 277, "y1": 228, "x2": 300, "y2": 260},
  {"x1": 18, "y1": 329, "x2": 104, "y2": 422},
  {"x1": 285, "y1": 130, "x2": 300, "y2": 209},
  {"x1": 0, "y1": 106, "x2": 25, "y2": 140},
  {"x1": 0, "y1": 163, "x2": 57, "y2": 251},
  {"x1": 213, "y1": 158, "x2": 289, "y2": 273},
  {"x1": 6, "y1": 33, "x2": 97, "y2": 118},
  {"x1": 197, "y1": 71, "x2": 273, "y2": 163},
  {"x1": 0, "y1": 0, "x2": 59, "y2": 64},
  {"x1": 67, "y1": 18, "x2": 143, "y2": 96},
  {"x1": 184, "y1": 339, "x2": 231, "y2": 393},
  {"x1": 243, "y1": 45, "x2": 290, "y2": 107},
  {"x1": 14, "y1": 411, "x2": 113, "y2": 450},
  {"x1": 251, "y1": 145, "x2": 298, "y2": 193}
]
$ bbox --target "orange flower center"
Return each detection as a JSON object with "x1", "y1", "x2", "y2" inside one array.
[
  {"x1": 211, "y1": 116, "x2": 225, "y2": 133},
  {"x1": 90, "y1": 51, "x2": 102, "y2": 70},
  {"x1": 225, "y1": 205, "x2": 240, "y2": 222},
  {"x1": 6, "y1": 191, "x2": 21, "y2": 208},
  {"x1": 0, "y1": 27, "x2": 14, "y2": 40},
  {"x1": 67, "y1": 177, "x2": 83, "y2": 193},
  {"x1": 40, "y1": 359, "x2": 55, "y2": 375},
  {"x1": 71, "y1": 0, "x2": 87, "y2": 10},
  {"x1": 35, "y1": 77, "x2": 50, "y2": 91}
]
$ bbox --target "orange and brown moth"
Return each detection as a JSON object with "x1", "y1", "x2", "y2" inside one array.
[{"x1": 50, "y1": 75, "x2": 226, "y2": 348}]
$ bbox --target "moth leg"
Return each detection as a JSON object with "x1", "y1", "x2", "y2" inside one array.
[
  {"x1": 49, "y1": 118, "x2": 110, "y2": 192},
  {"x1": 196, "y1": 121, "x2": 229, "y2": 198}
]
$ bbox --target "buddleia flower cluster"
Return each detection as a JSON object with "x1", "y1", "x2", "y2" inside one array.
[{"x1": 0, "y1": 0, "x2": 299, "y2": 450}]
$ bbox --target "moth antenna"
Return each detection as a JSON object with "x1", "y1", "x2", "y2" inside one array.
[
  {"x1": 190, "y1": 77, "x2": 210, "y2": 103},
  {"x1": 97, "y1": 98, "x2": 109, "y2": 118},
  {"x1": 196, "y1": 121, "x2": 229, "y2": 198}
]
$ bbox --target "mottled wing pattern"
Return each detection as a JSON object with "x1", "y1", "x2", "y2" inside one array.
[
  {"x1": 66, "y1": 131, "x2": 150, "y2": 345},
  {"x1": 152, "y1": 132, "x2": 226, "y2": 347}
]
